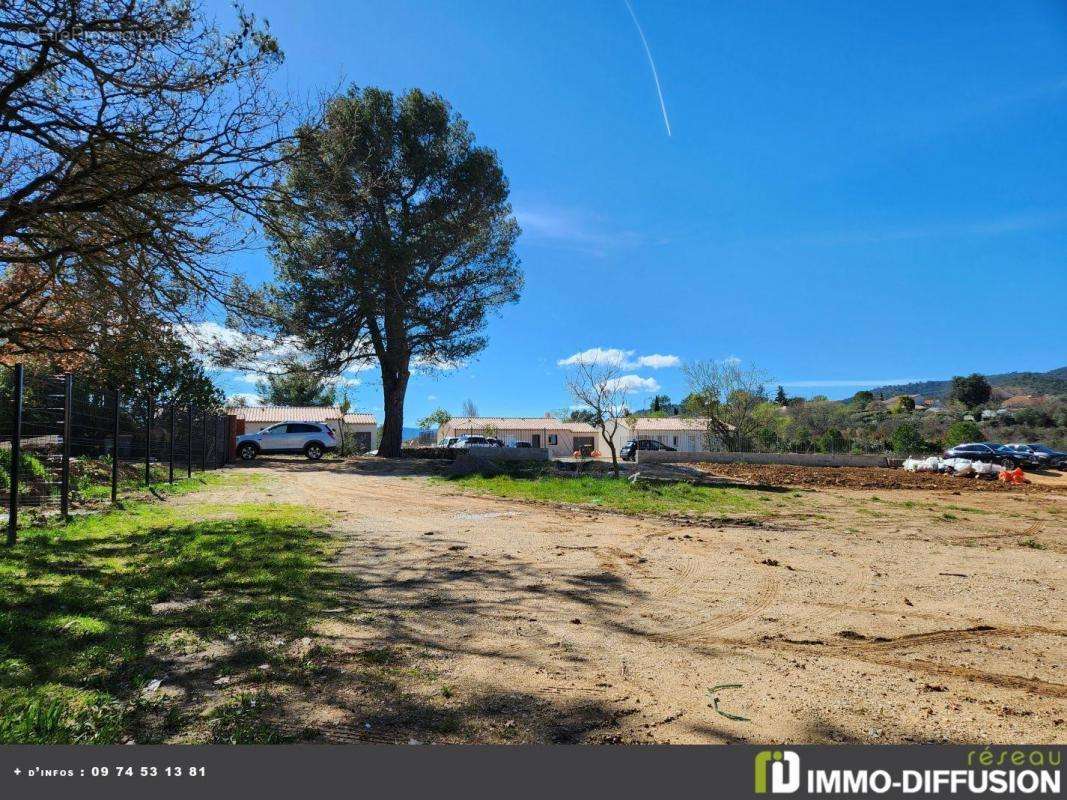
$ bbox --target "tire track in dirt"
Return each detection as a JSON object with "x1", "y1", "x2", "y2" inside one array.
[
  {"x1": 785, "y1": 555, "x2": 872, "y2": 635},
  {"x1": 250, "y1": 462, "x2": 1067, "y2": 740},
  {"x1": 648, "y1": 575, "x2": 781, "y2": 644},
  {"x1": 732, "y1": 625, "x2": 1067, "y2": 699},
  {"x1": 836, "y1": 624, "x2": 1067, "y2": 652}
]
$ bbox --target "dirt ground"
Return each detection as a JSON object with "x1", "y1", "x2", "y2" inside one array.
[
  {"x1": 191, "y1": 457, "x2": 1065, "y2": 744},
  {"x1": 692, "y1": 461, "x2": 1067, "y2": 492}
]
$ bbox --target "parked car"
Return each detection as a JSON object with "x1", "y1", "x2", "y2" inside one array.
[
  {"x1": 941, "y1": 442, "x2": 1033, "y2": 469},
  {"x1": 1004, "y1": 443, "x2": 1067, "y2": 469},
  {"x1": 236, "y1": 422, "x2": 337, "y2": 461},
  {"x1": 485, "y1": 437, "x2": 506, "y2": 448},
  {"x1": 451, "y1": 435, "x2": 497, "y2": 449},
  {"x1": 513, "y1": 441, "x2": 532, "y2": 449},
  {"x1": 442, "y1": 437, "x2": 460, "y2": 448},
  {"x1": 620, "y1": 439, "x2": 677, "y2": 462}
]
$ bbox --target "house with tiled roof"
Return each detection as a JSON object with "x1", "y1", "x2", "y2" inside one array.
[
  {"x1": 230, "y1": 406, "x2": 377, "y2": 452},
  {"x1": 438, "y1": 416, "x2": 600, "y2": 457},
  {"x1": 439, "y1": 414, "x2": 726, "y2": 457},
  {"x1": 616, "y1": 417, "x2": 723, "y2": 452}
]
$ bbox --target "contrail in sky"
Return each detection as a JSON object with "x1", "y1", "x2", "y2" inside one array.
[{"x1": 623, "y1": 0, "x2": 671, "y2": 136}]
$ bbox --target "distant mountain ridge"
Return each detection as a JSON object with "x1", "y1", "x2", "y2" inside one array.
[{"x1": 870, "y1": 366, "x2": 1067, "y2": 399}]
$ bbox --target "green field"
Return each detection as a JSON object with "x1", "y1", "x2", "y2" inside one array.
[
  {"x1": 0, "y1": 473, "x2": 336, "y2": 744},
  {"x1": 439, "y1": 474, "x2": 786, "y2": 517}
]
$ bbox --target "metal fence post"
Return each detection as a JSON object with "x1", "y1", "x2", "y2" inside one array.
[
  {"x1": 201, "y1": 411, "x2": 208, "y2": 472},
  {"x1": 111, "y1": 388, "x2": 120, "y2": 504},
  {"x1": 169, "y1": 405, "x2": 175, "y2": 484},
  {"x1": 145, "y1": 396, "x2": 153, "y2": 486},
  {"x1": 60, "y1": 373, "x2": 72, "y2": 522},
  {"x1": 214, "y1": 417, "x2": 222, "y2": 468},
  {"x1": 6, "y1": 364, "x2": 24, "y2": 546},
  {"x1": 186, "y1": 405, "x2": 193, "y2": 477}
]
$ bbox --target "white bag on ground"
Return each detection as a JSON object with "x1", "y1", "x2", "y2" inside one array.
[
  {"x1": 942, "y1": 458, "x2": 973, "y2": 476},
  {"x1": 971, "y1": 460, "x2": 999, "y2": 476}
]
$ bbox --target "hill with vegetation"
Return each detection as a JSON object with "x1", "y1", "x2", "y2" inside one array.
[{"x1": 872, "y1": 366, "x2": 1067, "y2": 400}]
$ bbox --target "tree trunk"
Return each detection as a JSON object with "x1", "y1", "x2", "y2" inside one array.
[
  {"x1": 600, "y1": 421, "x2": 620, "y2": 477},
  {"x1": 377, "y1": 362, "x2": 409, "y2": 458},
  {"x1": 608, "y1": 441, "x2": 619, "y2": 478}
]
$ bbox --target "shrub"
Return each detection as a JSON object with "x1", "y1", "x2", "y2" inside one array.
[
  {"x1": 815, "y1": 428, "x2": 847, "y2": 453},
  {"x1": 891, "y1": 422, "x2": 924, "y2": 454},
  {"x1": 944, "y1": 420, "x2": 983, "y2": 447},
  {"x1": 0, "y1": 451, "x2": 49, "y2": 495},
  {"x1": 893, "y1": 396, "x2": 916, "y2": 413}
]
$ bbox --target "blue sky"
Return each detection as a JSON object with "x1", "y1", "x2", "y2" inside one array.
[{"x1": 204, "y1": 0, "x2": 1067, "y2": 421}]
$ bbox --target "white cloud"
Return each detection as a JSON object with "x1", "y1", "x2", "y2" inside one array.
[
  {"x1": 603, "y1": 374, "x2": 660, "y2": 394},
  {"x1": 558, "y1": 347, "x2": 632, "y2": 368},
  {"x1": 557, "y1": 347, "x2": 680, "y2": 370},
  {"x1": 177, "y1": 321, "x2": 301, "y2": 373},
  {"x1": 633, "y1": 353, "x2": 680, "y2": 369},
  {"x1": 330, "y1": 376, "x2": 362, "y2": 389},
  {"x1": 723, "y1": 355, "x2": 742, "y2": 366},
  {"x1": 427, "y1": 395, "x2": 437, "y2": 401},
  {"x1": 514, "y1": 206, "x2": 642, "y2": 257},
  {"x1": 225, "y1": 393, "x2": 259, "y2": 407}
]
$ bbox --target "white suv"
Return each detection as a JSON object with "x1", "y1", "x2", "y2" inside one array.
[{"x1": 236, "y1": 422, "x2": 337, "y2": 461}]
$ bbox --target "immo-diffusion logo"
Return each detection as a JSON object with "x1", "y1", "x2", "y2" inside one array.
[{"x1": 755, "y1": 750, "x2": 801, "y2": 794}]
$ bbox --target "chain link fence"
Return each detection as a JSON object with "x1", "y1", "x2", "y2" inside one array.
[{"x1": 2, "y1": 364, "x2": 232, "y2": 544}]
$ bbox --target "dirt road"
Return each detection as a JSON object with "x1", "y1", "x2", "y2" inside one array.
[{"x1": 221, "y1": 458, "x2": 1066, "y2": 744}]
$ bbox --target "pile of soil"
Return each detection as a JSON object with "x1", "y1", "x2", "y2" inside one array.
[{"x1": 693, "y1": 462, "x2": 1067, "y2": 492}]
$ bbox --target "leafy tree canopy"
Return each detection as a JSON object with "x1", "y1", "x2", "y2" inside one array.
[
  {"x1": 258, "y1": 87, "x2": 521, "y2": 456},
  {"x1": 418, "y1": 408, "x2": 453, "y2": 429},
  {"x1": 891, "y1": 422, "x2": 924, "y2": 454},
  {"x1": 944, "y1": 420, "x2": 984, "y2": 447},
  {"x1": 949, "y1": 374, "x2": 992, "y2": 409},
  {"x1": 256, "y1": 364, "x2": 337, "y2": 407},
  {"x1": 1, "y1": 0, "x2": 286, "y2": 360}
]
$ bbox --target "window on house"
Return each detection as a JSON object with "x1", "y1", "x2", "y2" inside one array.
[
  {"x1": 548, "y1": 434, "x2": 558, "y2": 445},
  {"x1": 673, "y1": 436, "x2": 678, "y2": 446}
]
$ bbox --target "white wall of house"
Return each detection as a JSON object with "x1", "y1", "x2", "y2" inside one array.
[
  {"x1": 437, "y1": 417, "x2": 723, "y2": 458},
  {"x1": 439, "y1": 419, "x2": 599, "y2": 458},
  {"x1": 342, "y1": 421, "x2": 377, "y2": 451},
  {"x1": 608, "y1": 418, "x2": 722, "y2": 453}
]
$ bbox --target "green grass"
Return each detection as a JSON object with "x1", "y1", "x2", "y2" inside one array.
[
  {"x1": 438, "y1": 474, "x2": 777, "y2": 517},
  {"x1": 208, "y1": 690, "x2": 291, "y2": 744},
  {"x1": 0, "y1": 473, "x2": 336, "y2": 743},
  {"x1": 74, "y1": 460, "x2": 209, "y2": 501}
]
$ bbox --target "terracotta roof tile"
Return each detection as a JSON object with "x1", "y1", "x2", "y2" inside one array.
[
  {"x1": 232, "y1": 406, "x2": 378, "y2": 425},
  {"x1": 443, "y1": 417, "x2": 596, "y2": 433}
]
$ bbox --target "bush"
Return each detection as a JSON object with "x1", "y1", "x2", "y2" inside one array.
[
  {"x1": 893, "y1": 396, "x2": 916, "y2": 413},
  {"x1": 944, "y1": 420, "x2": 983, "y2": 448},
  {"x1": 815, "y1": 428, "x2": 846, "y2": 453},
  {"x1": 0, "y1": 451, "x2": 49, "y2": 495},
  {"x1": 891, "y1": 422, "x2": 925, "y2": 454}
]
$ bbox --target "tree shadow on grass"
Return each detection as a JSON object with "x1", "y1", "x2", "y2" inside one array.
[
  {"x1": 0, "y1": 512, "x2": 341, "y2": 743},
  {"x1": 0, "y1": 501, "x2": 651, "y2": 744}
]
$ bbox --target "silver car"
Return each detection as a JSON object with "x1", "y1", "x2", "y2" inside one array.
[
  {"x1": 450, "y1": 435, "x2": 497, "y2": 449},
  {"x1": 236, "y1": 421, "x2": 337, "y2": 461}
]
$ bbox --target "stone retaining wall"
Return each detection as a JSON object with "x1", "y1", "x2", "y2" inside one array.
[{"x1": 636, "y1": 451, "x2": 891, "y2": 468}]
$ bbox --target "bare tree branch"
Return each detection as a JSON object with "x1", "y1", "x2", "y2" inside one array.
[{"x1": 563, "y1": 356, "x2": 628, "y2": 477}]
